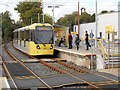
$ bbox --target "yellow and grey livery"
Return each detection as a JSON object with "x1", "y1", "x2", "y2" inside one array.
[{"x1": 13, "y1": 23, "x2": 54, "y2": 56}]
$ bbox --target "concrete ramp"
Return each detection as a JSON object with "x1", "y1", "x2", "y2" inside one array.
[
  {"x1": 0, "y1": 77, "x2": 10, "y2": 89},
  {"x1": 96, "y1": 54, "x2": 104, "y2": 69}
]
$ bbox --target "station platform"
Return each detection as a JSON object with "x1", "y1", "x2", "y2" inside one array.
[
  {"x1": 55, "y1": 45, "x2": 97, "y2": 57},
  {"x1": 54, "y1": 45, "x2": 98, "y2": 69},
  {"x1": 54, "y1": 46, "x2": 119, "y2": 76},
  {"x1": 54, "y1": 44, "x2": 119, "y2": 70}
]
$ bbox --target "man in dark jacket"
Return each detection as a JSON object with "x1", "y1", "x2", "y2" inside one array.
[
  {"x1": 85, "y1": 31, "x2": 91, "y2": 50},
  {"x1": 68, "y1": 32, "x2": 73, "y2": 49}
]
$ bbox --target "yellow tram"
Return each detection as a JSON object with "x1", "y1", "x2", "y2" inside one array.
[{"x1": 13, "y1": 23, "x2": 54, "y2": 56}]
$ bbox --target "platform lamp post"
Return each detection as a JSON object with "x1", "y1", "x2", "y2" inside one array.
[
  {"x1": 48, "y1": 5, "x2": 62, "y2": 25},
  {"x1": 78, "y1": 1, "x2": 80, "y2": 35},
  {"x1": 95, "y1": 0, "x2": 98, "y2": 48}
]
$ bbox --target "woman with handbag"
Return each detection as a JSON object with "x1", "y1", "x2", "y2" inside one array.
[{"x1": 75, "y1": 34, "x2": 81, "y2": 50}]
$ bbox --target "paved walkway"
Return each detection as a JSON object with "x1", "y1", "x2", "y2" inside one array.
[{"x1": 98, "y1": 68, "x2": 119, "y2": 76}]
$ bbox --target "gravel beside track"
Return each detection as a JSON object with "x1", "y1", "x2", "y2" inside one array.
[
  {"x1": 25, "y1": 63, "x2": 59, "y2": 77},
  {"x1": 1, "y1": 45, "x2": 17, "y2": 62},
  {"x1": 51, "y1": 63, "x2": 78, "y2": 74},
  {"x1": 7, "y1": 43, "x2": 60, "y2": 77},
  {"x1": 6, "y1": 43, "x2": 31, "y2": 61}
]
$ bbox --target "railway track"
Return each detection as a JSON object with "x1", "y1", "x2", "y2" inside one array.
[
  {"x1": 1, "y1": 42, "x2": 119, "y2": 89},
  {"x1": 1, "y1": 44, "x2": 53, "y2": 89},
  {"x1": 11, "y1": 43, "x2": 119, "y2": 89},
  {"x1": 13, "y1": 42, "x2": 119, "y2": 89},
  {"x1": 2, "y1": 43, "x2": 88, "y2": 89}
]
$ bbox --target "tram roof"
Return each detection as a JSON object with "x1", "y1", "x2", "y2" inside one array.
[{"x1": 13, "y1": 23, "x2": 52, "y2": 32}]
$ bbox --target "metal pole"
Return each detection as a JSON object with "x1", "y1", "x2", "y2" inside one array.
[
  {"x1": 0, "y1": 14, "x2": 2, "y2": 52},
  {"x1": 78, "y1": 1, "x2": 80, "y2": 35},
  {"x1": 90, "y1": 47, "x2": 93, "y2": 69},
  {"x1": 108, "y1": 32, "x2": 110, "y2": 70},
  {"x1": 95, "y1": 0, "x2": 98, "y2": 48},
  {"x1": 52, "y1": 6, "x2": 54, "y2": 25}
]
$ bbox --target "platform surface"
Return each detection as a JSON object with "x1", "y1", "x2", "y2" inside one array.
[{"x1": 55, "y1": 45, "x2": 98, "y2": 56}]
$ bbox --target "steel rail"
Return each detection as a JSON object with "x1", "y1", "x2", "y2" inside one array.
[
  {"x1": 51, "y1": 58, "x2": 119, "y2": 89},
  {"x1": 52, "y1": 58, "x2": 88, "y2": 73},
  {"x1": 52, "y1": 59, "x2": 103, "y2": 89},
  {"x1": 12, "y1": 42, "x2": 118, "y2": 89},
  {"x1": 12, "y1": 42, "x2": 102, "y2": 89},
  {"x1": 5, "y1": 43, "x2": 52, "y2": 89},
  {"x1": 52, "y1": 58, "x2": 119, "y2": 83},
  {"x1": 28, "y1": 58, "x2": 101, "y2": 89},
  {"x1": 0, "y1": 55, "x2": 18, "y2": 89},
  {"x1": 12, "y1": 43, "x2": 65, "y2": 74}
]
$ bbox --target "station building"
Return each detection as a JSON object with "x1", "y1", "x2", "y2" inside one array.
[{"x1": 74, "y1": 11, "x2": 120, "y2": 41}]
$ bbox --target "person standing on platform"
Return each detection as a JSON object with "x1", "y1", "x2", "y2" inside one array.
[
  {"x1": 75, "y1": 34, "x2": 81, "y2": 50},
  {"x1": 58, "y1": 37, "x2": 64, "y2": 47},
  {"x1": 63, "y1": 36, "x2": 67, "y2": 47},
  {"x1": 85, "y1": 31, "x2": 91, "y2": 50},
  {"x1": 68, "y1": 32, "x2": 73, "y2": 49}
]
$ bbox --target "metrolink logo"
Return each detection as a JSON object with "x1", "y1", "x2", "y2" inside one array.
[{"x1": 20, "y1": 0, "x2": 42, "y2": 2}]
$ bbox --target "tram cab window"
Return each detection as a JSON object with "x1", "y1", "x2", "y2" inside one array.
[
  {"x1": 35, "y1": 30, "x2": 53, "y2": 44},
  {"x1": 36, "y1": 26, "x2": 52, "y2": 31}
]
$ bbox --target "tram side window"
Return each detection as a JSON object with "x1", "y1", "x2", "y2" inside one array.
[
  {"x1": 17, "y1": 32, "x2": 18, "y2": 40},
  {"x1": 26, "y1": 30, "x2": 30, "y2": 41},
  {"x1": 17, "y1": 32, "x2": 18, "y2": 44},
  {"x1": 20, "y1": 31, "x2": 22, "y2": 40},
  {"x1": 30, "y1": 30, "x2": 35, "y2": 41},
  {"x1": 14, "y1": 32, "x2": 17, "y2": 40},
  {"x1": 18, "y1": 31, "x2": 20, "y2": 40},
  {"x1": 20, "y1": 31, "x2": 24, "y2": 40}
]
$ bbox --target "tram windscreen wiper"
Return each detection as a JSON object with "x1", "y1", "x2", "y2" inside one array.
[
  {"x1": 49, "y1": 36, "x2": 53, "y2": 44},
  {"x1": 37, "y1": 37, "x2": 46, "y2": 47}
]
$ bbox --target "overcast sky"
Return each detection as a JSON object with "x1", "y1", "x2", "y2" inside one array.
[{"x1": 0, "y1": 0, "x2": 119, "y2": 22}]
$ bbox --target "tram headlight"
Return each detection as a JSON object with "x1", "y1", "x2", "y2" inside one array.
[
  {"x1": 50, "y1": 45, "x2": 53, "y2": 49},
  {"x1": 36, "y1": 45, "x2": 40, "y2": 50}
]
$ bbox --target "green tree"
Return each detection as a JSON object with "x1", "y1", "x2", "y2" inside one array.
[
  {"x1": 1, "y1": 11, "x2": 17, "y2": 41},
  {"x1": 80, "y1": 12, "x2": 91, "y2": 23},
  {"x1": 91, "y1": 13, "x2": 95, "y2": 22},
  {"x1": 100, "y1": 10, "x2": 108, "y2": 14},
  {"x1": 57, "y1": 12, "x2": 78, "y2": 31},
  {"x1": 15, "y1": 2, "x2": 52, "y2": 26},
  {"x1": 56, "y1": 11, "x2": 95, "y2": 31},
  {"x1": 110, "y1": 10, "x2": 115, "y2": 12},
  {"x1": 44, "y1": 14, "x2": 52, "y2": 24}
]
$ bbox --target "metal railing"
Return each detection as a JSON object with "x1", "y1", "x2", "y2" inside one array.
[{"x1": 98, "y1": 39, "x2": 108, "y2": 60}]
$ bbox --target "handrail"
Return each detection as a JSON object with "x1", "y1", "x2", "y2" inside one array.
[{"x1": 98, "y1": 39, "x2": 108, "y2": 60}]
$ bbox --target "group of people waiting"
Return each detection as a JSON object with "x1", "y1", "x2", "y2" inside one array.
[
  {"x1": 68, "y1": 32, "x2": 81, "y2": 50},
  {"x1": 59, "y1": 31, "x2": 91, "y2": 50}
]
